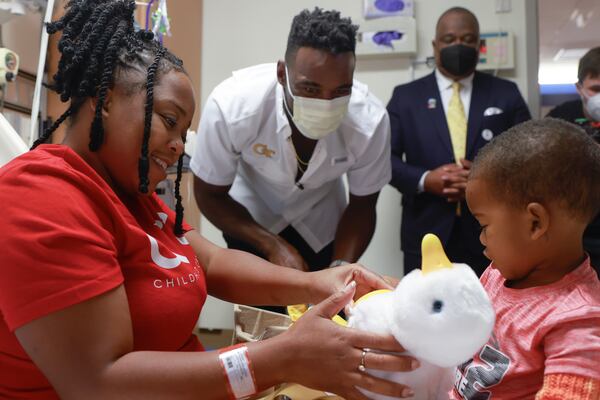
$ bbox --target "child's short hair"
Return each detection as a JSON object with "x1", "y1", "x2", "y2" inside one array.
[{"x1": 471, "y1": 118, "x2": 600, "y2": 222}]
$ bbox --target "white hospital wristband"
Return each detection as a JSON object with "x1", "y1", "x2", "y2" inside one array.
[{"x1": 218, "y1": 344, "x2": 257, "y2": 399}]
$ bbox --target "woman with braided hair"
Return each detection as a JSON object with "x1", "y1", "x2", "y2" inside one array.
[{"x1": 0, "y1": 1, "x2": 418, "y2": 399}]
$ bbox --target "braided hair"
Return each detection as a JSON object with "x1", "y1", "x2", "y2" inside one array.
[{"x1": 33, "y1": 0, "x2": 187, "y2": 236}]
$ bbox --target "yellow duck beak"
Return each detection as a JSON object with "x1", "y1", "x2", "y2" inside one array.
[{"x1": 421, "y1": 233, "x2": 453, "y2": 275}]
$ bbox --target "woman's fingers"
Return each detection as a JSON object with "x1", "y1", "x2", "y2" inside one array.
[
  {"x1": 350, "y1": 265, "x2": 395, "y2": 296},
  {"x1": 311, "y1": 281, "x2": 356, "y2": 319},
  {"x1": 308, "y1": 264, "x2": 390, "y2": 305},
  {"x1": 358, "y1": 349, "x2": 419, "y2": 372},
  {"x1": 282, "y1": 331, "x2": 418, "y2": 399},
  {"x1": 348, "y1": 330, "x2": 407, "y2": 354},
  {"x1": 286, "y1": 287, "x2": 419, "y2": 399},
  {"x1": 382, "y1": 274, "x2": 400, "y2": 287},
  {"x1": 349, "y1": 371, "x2": 415, "y2": 399},
  {"x1": 342, "y1": 387, "x2": 372, "y2": 400}
]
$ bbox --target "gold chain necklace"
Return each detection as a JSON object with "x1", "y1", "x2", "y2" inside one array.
[
  {"x1": 290, "y1": 140, "x2": 310, "y2": 168},
  {"x1": 297, "y1": 161, "x2": 306, "y2": 173}
]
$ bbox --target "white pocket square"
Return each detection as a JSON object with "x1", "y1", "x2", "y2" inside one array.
[{"x1": 484, "y1": 107, "x2": 504, "y2": 116}]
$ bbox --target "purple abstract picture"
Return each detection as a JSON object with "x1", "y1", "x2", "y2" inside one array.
[
  {"x1": 372, "y1": 31, "x2": 403, "y2": 48},
  {"x1": 374, "y1": 0, "x2": 405, "y2": 12}
]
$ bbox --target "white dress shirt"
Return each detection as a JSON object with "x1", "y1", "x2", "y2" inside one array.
[
  {"x1": 417, "y1": 69, "x2": 475, "y2": 192},
  {"x1": 435, "y1": 68, "x2": 474, "y2": 120},
  {"x1": 190, "y1": 63, "x2": 391, "y2": 252}
]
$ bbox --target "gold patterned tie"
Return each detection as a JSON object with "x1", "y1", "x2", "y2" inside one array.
[
  {"x1": 446, "y1": 82, "x2": 467, "y2": 216},
  {"x1": 446, "y1": 82, "x2": 467, "y2": 163}
]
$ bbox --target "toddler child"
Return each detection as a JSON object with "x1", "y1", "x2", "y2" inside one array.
[{"x1": 452, "y1": 118, "x2": 600, "y2": 399}]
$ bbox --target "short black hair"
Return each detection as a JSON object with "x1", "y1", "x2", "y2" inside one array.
[
  {"x1": 471, "y1": 118, "x2": 600, "y2": 222},
  {"x1": 436, "y1": 7, "x2": 480, "y2": 35},
  {"x1": 285, "y1": 7, "x2": 358, "y2": 63},
  {"x1": 578, "y1": 46, "x2": 600, "y2": 83},
  {"x1": 33, "y1": 0, "x2": 187, "y2": 235}
]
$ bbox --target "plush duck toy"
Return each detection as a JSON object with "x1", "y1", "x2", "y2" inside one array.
[{"x1": 346, "y1": 234, "x2": 495, "y2": 400}]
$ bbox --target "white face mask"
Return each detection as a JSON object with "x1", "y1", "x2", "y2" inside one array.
[
  {"x1": 282, "y1": 65, "x2": 351, "y2": 140},
  {"x1": 584, "y1": 92, "x2": 600, "y2": 122}
]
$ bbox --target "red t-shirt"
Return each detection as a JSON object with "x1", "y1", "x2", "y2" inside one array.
[
  {"x1": 451, "y1": 259, "x2": 600, "y2": 400},
  {"x1": 0, "y1": 145, "x2": 207, "y2": 399}
]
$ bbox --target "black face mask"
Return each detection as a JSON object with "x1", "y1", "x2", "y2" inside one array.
[{"x1": 439, "y1": 44, "x2": 478, "y2": 77}]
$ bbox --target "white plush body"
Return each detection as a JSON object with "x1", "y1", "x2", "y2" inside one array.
[{"x1": 347, "y1": 264, "x2": 495, "y2": 400}]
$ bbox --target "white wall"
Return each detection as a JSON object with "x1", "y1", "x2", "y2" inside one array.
[{"x1": 198, "y1": 0, "x2": 538, "y2": 329}]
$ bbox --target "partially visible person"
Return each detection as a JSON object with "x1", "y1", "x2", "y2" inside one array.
[
  {"x1": 191, "y1": 8, "x2": 391, "y2": 285},
  {"x1": 546, "y1": 46, "x2": 600, "y2": 274},
  {"x1": 0, "y1": 1, "x2": 418, "y2": 399},
  {"x1": 453, "y1": 119, "x2": 600, "y2": 399},
  {"x1": 387, "y1": 7, "x2": 531, "y2": 276}
]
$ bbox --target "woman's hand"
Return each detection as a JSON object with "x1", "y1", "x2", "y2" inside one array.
[
  {"x1": 307, "y1": 263, "x2": 397, "y2": 305},
  {"x1": 274, "y1": 282, "x2": 418, "y2": 399}
]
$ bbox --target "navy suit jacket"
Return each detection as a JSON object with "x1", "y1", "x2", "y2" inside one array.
[{"x1": 387, "y1": 71, "x2": 531, "y2": 255}]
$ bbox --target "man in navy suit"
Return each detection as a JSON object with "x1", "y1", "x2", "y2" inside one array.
[{"x1": 388, "y1": 7, "x2": 531, "y2": 276}]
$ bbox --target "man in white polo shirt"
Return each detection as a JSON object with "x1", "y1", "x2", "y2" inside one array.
[{"x1": 191, "y1": 8, "x2": 390, "y2": 293}]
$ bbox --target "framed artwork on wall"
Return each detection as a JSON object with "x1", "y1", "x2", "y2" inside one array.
[{"x1": 363, "y1": 0, "x2": 414, "y2": 19}]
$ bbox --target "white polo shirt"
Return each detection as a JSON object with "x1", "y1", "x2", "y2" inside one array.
[{"x1": 190, "y1": 63, "x2": 391, "y2": 252}]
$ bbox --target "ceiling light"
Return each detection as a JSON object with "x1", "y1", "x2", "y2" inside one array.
[{"x1": 553, "y1": 48, "x2": 589, "y2": 62}]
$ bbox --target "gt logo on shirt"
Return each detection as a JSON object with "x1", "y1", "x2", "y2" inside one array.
[
  {"x1": 454, "y1": 341, "x2": 511, "y2": 399},
  {"x1": 252, "y1": 143, "x2": 275, "y2": 158}
]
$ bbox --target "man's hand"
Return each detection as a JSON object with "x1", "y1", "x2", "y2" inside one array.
[
  {"x1": 263, "y1": 237, "x2": 310, "y2": 272},
  {"x1": 441, "y1": 158, "x2": 471, "y2": 202},
  {"x1": 459, "y1": 158, "x2": 472, "y2": 170},
  {"x1": 425, "y1": 160, "x2": 473, "y2": 202},
  {"x1": 424, "y1": 163, "x2": 463, "y2": 197}
]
